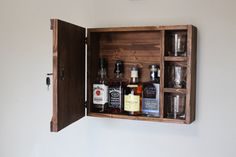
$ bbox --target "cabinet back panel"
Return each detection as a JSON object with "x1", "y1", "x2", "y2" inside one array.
[{"x1": 99, "y1": 31, "x2": 161, "y2": 82}]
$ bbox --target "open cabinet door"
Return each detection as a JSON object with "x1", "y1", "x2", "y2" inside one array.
[{"x1": 50, "y1": 19, "x2": 85, "y2": 132}]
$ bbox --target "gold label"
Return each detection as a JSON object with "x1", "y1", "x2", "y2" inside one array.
[{"x1": 124, "y1": 94, "x2": 140, "y2": 112}]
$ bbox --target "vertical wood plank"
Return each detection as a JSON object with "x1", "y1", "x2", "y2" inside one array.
[
  {"x1": 185, "y1": 25, "x2": 197, "y2": 124},
  {"x1": 51, "y1": 19, "x2": 58, "y2": 131},
  {"x1": 160, "y1": 30, "x2": 165, "y2": 118}
]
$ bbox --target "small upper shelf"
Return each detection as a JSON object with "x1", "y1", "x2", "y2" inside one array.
[
  {"x1": 164, "y1": 56, "x2": 187, "y2": 62},
  {"x1": 164, "y1": 88, "x2": 187, "y2": 94}
]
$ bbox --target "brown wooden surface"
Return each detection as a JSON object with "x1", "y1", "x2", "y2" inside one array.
[
  {"x1": 88, "y1": 26, "x2": 159, "y2": 32},
  {"x1": 185, "y1": 25, "x2": 197, "y2": 124},
  {"x1": 88, "y1": 25, "x2": 190, "y2": 32},
  {"x1": 164, "y1": 56, "x2": 187, "y2": 62},
  {"x1": 164, "y1": 88, "x2": 187, "y2": 94},
  {"x1": 159, "y1": 25, "x2": 188, "y2": 30},
  {"x1": 88, "y1": 112, "x2": 186, "y2": 124},
  {"x1": 160, "y1": 30, "x2": 165, "y2": 118},
  {"x1": 51, "y1": 19, "x2": 85, "y2": 132},
  {"x1": 99, "y1": 31, "x2": 161, "y2": 82}
]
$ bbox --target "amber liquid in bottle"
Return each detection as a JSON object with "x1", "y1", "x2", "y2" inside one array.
[
  {"x1": 124, "y1": 66, "x2": 142, "y2": 116},
  {"x1": 93, "y1": 58, "x2": 109, "y2": 113},
  {"x1": 108, "y1": 60, "x2": 127, "y2": 113}
]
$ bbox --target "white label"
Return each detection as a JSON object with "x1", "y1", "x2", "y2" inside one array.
[
  {"x1": 131, "y1": 71, "x2": 138, "y2": 78},
  {"x1": 93, "y1": 84, "x2": 108, "y2": 104}
]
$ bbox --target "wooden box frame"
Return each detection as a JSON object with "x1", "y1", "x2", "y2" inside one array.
[{"x1": 50, "y1": 19, "x2": 197, "y2": 132}]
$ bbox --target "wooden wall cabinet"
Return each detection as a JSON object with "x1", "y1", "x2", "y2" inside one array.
[{"x1": 50, "y1": 19, "x2": 197, "y2": 132}]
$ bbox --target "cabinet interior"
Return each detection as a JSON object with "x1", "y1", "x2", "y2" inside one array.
[
  {"x1": 88, "y1": 30, "x2": 162, "y2": 113},
  {"x1": 86, "y1": 26, "x2": 196, "y2": 124}
]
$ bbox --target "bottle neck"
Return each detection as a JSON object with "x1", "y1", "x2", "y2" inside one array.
[
  {"x1": 130, "y1": 77, "x2": 138, "y2": 84},
  {"x1": 150, "y1": 71, "x2": 158, "y2": 81},
  {"x1": 115, "y1": 72, "x2": 123, "y2": 79},
  {"x1": 150, "y1": 69, "x2": 160, "y2": 82},
  {"x1": 98, "y1": 68, "x2": 107, "y2": 79}
]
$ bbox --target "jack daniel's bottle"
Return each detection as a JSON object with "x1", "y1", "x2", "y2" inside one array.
[
  {"x1": 124, "y1": 66, "x2": 142, "y2": 115},
  {"x1": 93, "y1": 58, "x2": 108, "y2": 113},
  {"x1": 142, "y1": 64, "x2": 160, "y2": 117},
  {"x1": 108, "y1": 60, "x2": 127, "y2": 113}
]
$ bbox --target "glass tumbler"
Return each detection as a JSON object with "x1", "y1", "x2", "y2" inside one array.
[
  {"x1": 166, "y1": 94, "x2": 186, "y2": 119},
  {"x1": 168, "y1": 32, "x2": 187, "y2": 56},
  {"x1": 167, "y1": 65, "x2": 186, "y2": 88}
]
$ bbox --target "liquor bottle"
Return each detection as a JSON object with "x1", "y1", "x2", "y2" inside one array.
[
  {"x1": 93, "y1": 58, "x2": 109, "y2": 113},
  {"x1": 124, "y1": 66, "x2": 142, "y2": 115},
  {"x1": 108, "y1": 60, "x2": 127, "y2": 113},
  {"x1": 142, "y1": 64, "x2": 160, "y2": 117}
]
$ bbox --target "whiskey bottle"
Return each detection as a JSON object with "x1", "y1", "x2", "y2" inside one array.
[
  {"x1": 142, "y1": 64, "x2": 160, "y2": 117},
  {"x1": 93, "y1": 58, "x2": 109, "y2": 113},
  {"x1": 124, "y1": 66, "x2": 142, "y2": 115},
  {"x1": 108, "y1": 60, "x2": 127, "y2": 113}
]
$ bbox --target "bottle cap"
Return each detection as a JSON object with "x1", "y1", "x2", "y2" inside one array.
[
  {"x1": 114, "y1": 60, "x2": 124, "y2": 73},
  {"x1": 149, "y1": 64, "x2": 159, "y2": 72}
]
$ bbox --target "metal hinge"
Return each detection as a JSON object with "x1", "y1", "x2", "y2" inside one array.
[{"x1": 85, "y1": 37, "x2": 88, "y2": 44}]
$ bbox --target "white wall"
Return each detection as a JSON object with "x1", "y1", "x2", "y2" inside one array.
[{"x1": 0, "y1": 0, "x2": 236, "y2": 157}]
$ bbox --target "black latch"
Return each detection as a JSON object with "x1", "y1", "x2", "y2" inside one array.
[{"x1": 46, "y1": 73, "x2": 53, "y2": 90}]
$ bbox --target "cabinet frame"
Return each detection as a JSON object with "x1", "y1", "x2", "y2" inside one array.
[{"x1": 50, "y1": 19, "x2": 197, "y2": 132}]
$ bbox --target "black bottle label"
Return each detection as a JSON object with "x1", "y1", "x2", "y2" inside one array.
[
  {"x1": 142, "y1": 83, "x2": 160, "y2": 116},
  {"x1": 108, "y1": 86, "x2": 122, "y2": 109}
]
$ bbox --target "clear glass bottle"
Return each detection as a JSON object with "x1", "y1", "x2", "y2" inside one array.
[
  {"x1": 108, "y1": 60, "x2": 127, "y2": 114},
  {"x1": 93, "y1": 58, "x2": 109, "y2": 113},
  {"x1": 142, "y1": 64, "x2": 160, "y2": 117},
  {"x1": 124, "y1": 66, "x2": 142, "y2": 115}
]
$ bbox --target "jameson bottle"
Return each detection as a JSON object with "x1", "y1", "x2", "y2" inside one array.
[
  {"x1": 142, "y1": 64, "x2": 160, "y2": 117},
  {"x1": 108, "y1": 60, "x2": 127, "y2": 113},
  {"x1": 93, "y1": 58, "x2": 108, "y2": 113},
  {"x1": 124, "y1": 66, "x2": 142, "y2": 115}
]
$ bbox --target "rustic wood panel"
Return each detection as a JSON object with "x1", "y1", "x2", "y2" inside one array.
[
  {"x1": 185, "y1": 25, "x2": 197, "y2": 124},
  {"x1": 99, "y1": 31, "x2": 161, "y2": 82},
  {"x1": 160, "y1": 30, "x2": 165, "y2": 118},
  {"x1": 164, "y1": 56, "x2": 187, "y2": 62},
  {"x1": 50, "y1": 19, "x2": 85, "y2": 132},
  {"x1": 88, "y1": 26, "x2": 159, "y2": 32},
  {"x1": 88, "y1": 112, "x2": 186, "y2": 124},
  {"x1": 159, "y1": 25, "x2": 188, "y2": 30},
  {"x1": 164, "y1": 88, "x2": 187, "y2": 94}
]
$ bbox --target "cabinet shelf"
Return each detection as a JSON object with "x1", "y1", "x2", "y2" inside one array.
[
  {"x1": 164, "y1": 88, "x2": 187, "y2": 94},
  {"x1": 88, "y1": 112, "x2": 186, "y2": 124},
  {"x1": 164, "y1": 56, "x2": 187, "y2": 62}
]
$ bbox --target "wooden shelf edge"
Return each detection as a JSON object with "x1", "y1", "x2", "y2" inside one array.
[
  {"x1": 88, "y1": 112, "x2": 186, "y2": 124},
  {"x1": 164, "y1": 56, "x2": 187, "y2": 62},
  {"x1": 164, "y1": 88, "x2": 187, "y2": 94}
]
